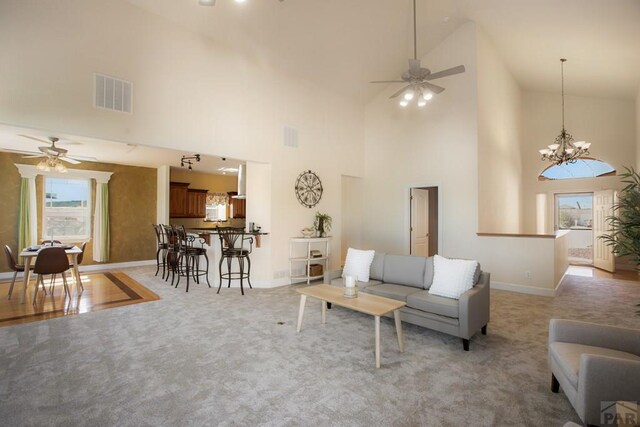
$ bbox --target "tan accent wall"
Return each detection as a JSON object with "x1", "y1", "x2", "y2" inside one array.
[
  {"x1": 0, "y1": 152, "x2": 157, "y2": 272},
  {"x1": 169, "y1": 168, "x2": 244, "y2": 228}
]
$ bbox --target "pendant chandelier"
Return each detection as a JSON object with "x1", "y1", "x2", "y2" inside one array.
[{"x1": 538, "y1": 59, "x2": 590, "y2": 165}]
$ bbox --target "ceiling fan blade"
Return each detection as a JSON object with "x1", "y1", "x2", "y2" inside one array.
[
  {"x1": 20, "y1": 134, "x2": 52, "y2": 145},
  {"x1": 420, "y1": 82, "x2": 446, "y2": 94},
  {"x1": 22, "y1": 154, "x2": 46, "y2": 159},
  {"x1": 426, "y1": 65, "x2": 465, "y2": 81},
  {"x1": 409, "y1": 59, "x2": 421, "y2": 74},
  {"x1": 60, "y1": 156, "x2": 81, "y2": 165},
  {"x1": 370, "y1": 80, "x2": 406, "y2": 84},
  {"x1": 389, "y1": 85, "x2": 411, "y2": 99}
]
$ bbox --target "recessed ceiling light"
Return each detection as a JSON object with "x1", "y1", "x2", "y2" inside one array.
[
  {"x1": 217, "y1": 167, "x2": 239, "y2": 173},
  {"x1": 199, "y1": 0, "x2": 216, "y2": 6}
]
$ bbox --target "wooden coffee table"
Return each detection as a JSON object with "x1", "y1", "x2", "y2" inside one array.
[{"x1": 296, "y1": 284, "x2": 406, "y2": 368}]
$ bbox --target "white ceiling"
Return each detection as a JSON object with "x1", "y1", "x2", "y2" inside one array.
[
  {"x1": 2, "y1": 0, "x2": 639, "y2": 167},
  {"x1": 126, "y1": 0, "x2": 640, "y2": 101},
  {"x1": 0, "y1": 124, "x2": 242, "y2": 174}
]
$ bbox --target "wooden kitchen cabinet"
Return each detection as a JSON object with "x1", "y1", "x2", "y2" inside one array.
[
  {"x1": 186, "y1": 189, "x2": 207, "y2": 218},
  {"x1": 227, "y1": 192, "x2": 246, "y2": 219},
  {"x1": 170, "y1": 182, "x2": 207, "y2": 218},
  {"x1": 169, "y1": 182, "x2": 189, "y2": 217}
]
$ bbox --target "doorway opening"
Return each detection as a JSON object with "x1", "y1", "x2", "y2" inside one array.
[
  {"x1": 410, "y1": 186, "x2": 438, "y2": 257},
  {"x1": 555, "y1": 193, "x2": 593, "y2": 265}
]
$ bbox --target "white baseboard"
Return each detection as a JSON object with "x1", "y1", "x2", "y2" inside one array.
[
  {"x1": 0, "y1": 259, "x2": 156, "y2": 282},
  {"x1": 491, "y1": 281, "x2": 556, "y2": 297}
]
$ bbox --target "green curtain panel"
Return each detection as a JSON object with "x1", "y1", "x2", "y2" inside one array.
[
  {"x1": 92, "y1": 182, "x2": 110, "y2": 262},
  {"x1": 17, "y1": 178, "x2": 32, "y2": 254}
]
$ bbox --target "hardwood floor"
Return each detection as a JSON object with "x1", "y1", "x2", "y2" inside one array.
[
  {"x1": 565, "y1": 265, "x2": 640, "y2": 281},
  {"x1": 0, "y1": 271, "x2": 160, "y2": 327}
]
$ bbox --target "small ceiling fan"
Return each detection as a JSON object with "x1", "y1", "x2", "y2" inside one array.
[
  {"x1": 20, "y1": 135, "x2": 82, "y2": 165},
  {"x1": 371, "y1": 0, "x2": 465, "y2": 107}
]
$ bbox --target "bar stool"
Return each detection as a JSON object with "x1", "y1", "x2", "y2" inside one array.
[
  {"x1": 173, "y1": 225, "x2": 211, "y2": 292},
  {"x1": 152, "y1": 224, "x2": 168, "y2": 277},
  {"x1": 216, "y1": 227, "x2": 254, "y2": 295}
]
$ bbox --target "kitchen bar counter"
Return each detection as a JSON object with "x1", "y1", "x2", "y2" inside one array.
[{"x1": 186, "y1": 228, "x2": 269, "y2": 247}]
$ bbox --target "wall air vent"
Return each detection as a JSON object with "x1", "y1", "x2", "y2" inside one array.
[
  {"x1": 94, "y1": 73, "x2": 133, "y2": 113},
  {"x1": 283, "y1": 126, "x2": 299, "y2": 148}
]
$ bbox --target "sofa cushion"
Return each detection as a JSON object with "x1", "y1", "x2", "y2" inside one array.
[
  {"x1": 342, "y1": 248, "x2": 375, "y2": 282},
  {"x1": 330, "y1": 277, "x2": 382, "y2": 289},
  {"x1": 423, "y1": 256, "x2": 434, "y2": 289},
  {"x1": 370, "y1": 252, "x2": 385, "y2": 281},
  {"x1": 549, "y1": 342, "x2": 640, "y2": 389},
  {"x1": 364, "y1": 283, "x2": 422, "y2": 302},
  {"x1": 406, "y1": 290, "x2": 459, "y2": 319},
  {"x1": 428, "y1": 255, "x2": 478, "y2": 299},
  {"x1": 382, "y1": 254, "x2": 426, "y2": 288}
]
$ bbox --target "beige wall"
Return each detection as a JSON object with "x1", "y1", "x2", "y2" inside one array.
[
  {"x1": 0, "y1": 0, "x2": 364, "y2": 284},
  {"x1": 0, "y1": 152, "x2": 157, "y2": 272},
  {"x1": 362, "y1": 22, "x2": 480, "y2": 259},
  {"x1": 520, "y1": 92, "x2": 636, "y2": 233},
  {"x1": 637, "y1": 87, "x2": 640, "y2": 170},
  {"x1": 477, "y1": 29, "x2": 523, "y2": 233}
]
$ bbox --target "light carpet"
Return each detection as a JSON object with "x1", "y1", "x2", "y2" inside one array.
[{"x1": 1, "y1": 267, "x2": 638, "y2": 426}]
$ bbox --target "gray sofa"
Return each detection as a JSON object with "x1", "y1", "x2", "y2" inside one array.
[{"x1": 326, "y1": 252, "x2": 490, "y2": 351}]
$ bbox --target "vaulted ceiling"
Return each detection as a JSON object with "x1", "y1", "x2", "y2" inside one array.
[{"x1": 126, "y1": 0, "x2": 640, "y2": 102}]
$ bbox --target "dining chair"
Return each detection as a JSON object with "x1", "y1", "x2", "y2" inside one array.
[
  {"x1": 33, "y1": 247, "x2": 71, "y2": 303},
  {"x1": 50, "y1": 241, "x2": 87, "y2": 293},
  {"x1": 4, "y1": 245, "x2": 34, "y2": 300}
]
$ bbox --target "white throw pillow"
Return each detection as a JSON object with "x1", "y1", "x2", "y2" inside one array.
[
  {"x1": 428, "y1": 255, "x2": 478, "y2": 300},
  {"x1": 342, "y1": 248, "x2": 376, "y2": 283}
]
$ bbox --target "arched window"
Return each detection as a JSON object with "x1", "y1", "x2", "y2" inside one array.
[{"x1": 538, "y1": 158, "x2": 616, "y2": 181}]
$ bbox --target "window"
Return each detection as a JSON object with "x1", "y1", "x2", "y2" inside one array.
[
  {"x1": 539, "y1": 158, "x2": 615, "y2": 180},
  {"x1": 555, "y1": 193, "x2": 592, "y2": 230},
  {"x1": 43, "y1": 177, "x2": 91, "y2": 240},
  {"x1": 206, "y1": 204, "x2": 227, "y2": 222},
  {"x1": 205, "y1": 192, "x2": 229, "y2": 222}
]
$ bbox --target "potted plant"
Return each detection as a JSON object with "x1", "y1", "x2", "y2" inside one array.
[
  {"x1": 601, "y1": 166, "x2": 640, "y2": 316},
  {"x1": 314, "y1": 212, "x2": 332, "y2": 237}
]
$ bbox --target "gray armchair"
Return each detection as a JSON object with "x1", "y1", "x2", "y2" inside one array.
[{"x1": 549, "y1": 319, "x2": 640, "y2": 426}]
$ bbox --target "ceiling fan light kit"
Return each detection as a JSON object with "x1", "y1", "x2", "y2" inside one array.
[
  {"x1": 20, "y1": 135, "x2": 83, "y2": 172},
  {"x1": 538, "y1": 59, "x2": 590, "y2": 165},
  {"x1": 370, "y1": 0, "x2": 465, "y2": 109}
]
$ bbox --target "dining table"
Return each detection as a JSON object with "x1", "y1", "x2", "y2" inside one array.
[{"x1": 18, "y1": 245, "x2": 83, "y2": 303}]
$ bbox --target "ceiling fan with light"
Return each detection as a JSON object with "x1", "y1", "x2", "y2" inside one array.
[
  {"x1": 20, "y1": 135, "x2": 83, "y2": 172},
  {"x1": 371, "y1": 0, "x2": 465, "y2": 108}
]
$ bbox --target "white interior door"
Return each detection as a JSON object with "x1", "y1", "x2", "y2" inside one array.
[
  {"x1": 411, "y1": 189, "x2": 429, "y2": 256},
  {"x1": 593, "y1": 189, "x2": 616, "y2": 272}
]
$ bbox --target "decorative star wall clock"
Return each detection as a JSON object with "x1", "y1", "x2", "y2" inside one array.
[{"x1": 295, "y1": 170, "x2": 323, "y2": 208}]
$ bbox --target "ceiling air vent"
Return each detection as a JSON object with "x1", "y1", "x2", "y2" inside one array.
[{"x1": 94, "y1": 73, "x2": 132, "y2": 113}]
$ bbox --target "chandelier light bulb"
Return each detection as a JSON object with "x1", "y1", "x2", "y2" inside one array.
[
  {"x1": 548, "y1": 144, "x2": 560, "y2": 151},
  {"x1": 423, "y1": 92, "x2": 433, "y2": 101},
  {"x1": 403, "y1": 90, "x2": 414, "y2": 101},
  {"x1": 417, "y1": 98, "x2": 427, "y2": 107},
  {"x1": 399, "y1": 99, "x2": 409, "y2": 107}
]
